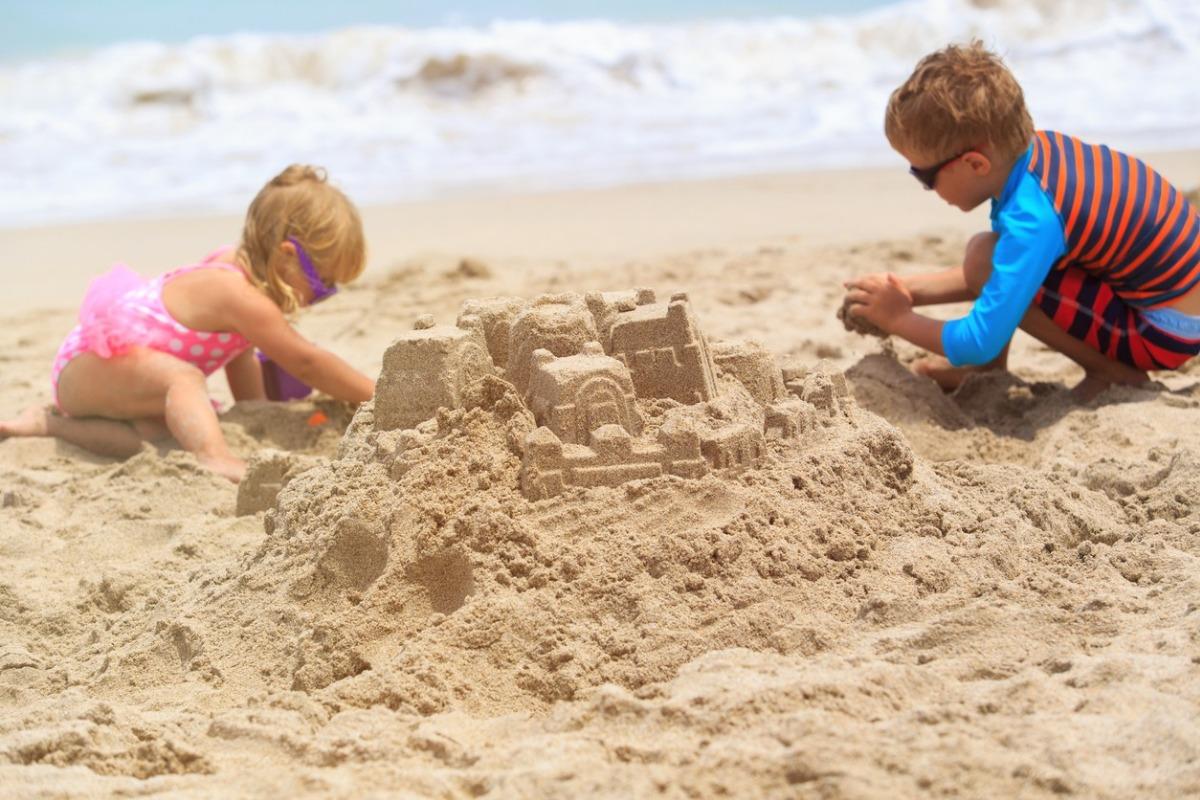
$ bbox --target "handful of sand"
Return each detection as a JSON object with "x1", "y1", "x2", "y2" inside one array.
[{"x1": 837, "y1": 299, "x2": 887, "y2": 338}]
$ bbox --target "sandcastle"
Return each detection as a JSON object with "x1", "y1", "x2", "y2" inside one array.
[
  {"x1": 370, "y1": 288, "x2": 827, "y2": 498},
  {"x1": 374, "y1": 313, "x2": 496, "y2": 431}
]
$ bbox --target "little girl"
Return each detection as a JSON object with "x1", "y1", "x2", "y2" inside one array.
[{"x1": 0, "y1": 165, "x2": 375, "y2": 482}]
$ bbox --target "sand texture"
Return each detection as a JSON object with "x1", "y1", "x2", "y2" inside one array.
[{"x1": 3, "y1": 176, "x2": 1200, "y2": 798}]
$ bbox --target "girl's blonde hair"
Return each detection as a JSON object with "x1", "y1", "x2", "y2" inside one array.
[
  {"x1": 885, "y1": 41, "x2": 1034, "y2": 165},
  {"x1": 238, "y1": 165, "x2": 366, "y2": 313}
]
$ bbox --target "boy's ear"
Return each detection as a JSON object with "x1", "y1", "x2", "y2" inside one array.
[{"x1": 964, "y1": 151, "x2": 992, "y2": 177}]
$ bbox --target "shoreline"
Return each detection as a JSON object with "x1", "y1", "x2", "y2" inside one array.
[{"x1": 7, "y1": 148, "x2": 1200, "y2": 314}]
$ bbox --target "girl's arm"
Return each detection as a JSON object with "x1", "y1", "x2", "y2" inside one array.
[
  {"x1": 223, "y1": 285, "x2": 375, "y2": 403},
  {"x1": 225, "y1": 349, "x2": 267, "y2": 402}
]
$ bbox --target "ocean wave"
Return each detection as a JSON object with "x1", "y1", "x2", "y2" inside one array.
[{"x1": 1, "y1": 0, "x2": 1198, "y2": 225}]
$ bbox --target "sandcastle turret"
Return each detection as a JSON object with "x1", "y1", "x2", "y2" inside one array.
[
  {"x1": 525, "y1": 342, "x2": 643, "y2": 445},
  {"x1": 375, "y1": 315, "x2": 496, "y2": 431},
  {"x1": 505, "y1": 294, "x2": 599, "y2": 395},
  {"x1": 607, "y1": 292, "x2": 718, "y2": 404}
]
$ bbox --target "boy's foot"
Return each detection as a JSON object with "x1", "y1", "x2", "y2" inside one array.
[
  {"x1": 1070, "y1": 367, "x2": 1150, "y2": 403},
  {"x1": 0, "y1": 406, "x2": 51, "y2": 440},
  {"x1": 1070, "y1": 375, "x2": 1111, "y2": 403},
  {"x1": 911, "y1": 356, "x2": 1003, "y2": 392},
  {"x1": 199, "y1": 454, "x2": 246, "y2": 484}
]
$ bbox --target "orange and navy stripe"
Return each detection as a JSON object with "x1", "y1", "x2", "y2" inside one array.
[
  {"x1": 1036, "y1": 267, "x2": 1200, "y2": 370},
  {"x1": 1029, "y1": 131, "x2": 1200, "y2": 308}
]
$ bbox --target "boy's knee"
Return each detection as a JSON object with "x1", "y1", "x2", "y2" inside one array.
[{"x1": 963, "y1": 232, "x2": 998, "y2": 296}]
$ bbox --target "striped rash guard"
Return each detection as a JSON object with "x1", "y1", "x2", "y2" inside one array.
[{"x1": 941, "y1": 130, "x2": 1200, "y2": 366}]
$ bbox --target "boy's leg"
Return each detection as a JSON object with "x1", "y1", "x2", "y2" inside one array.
[
  {"x1": 1016, "y1": 304, "x2": 1147, "y2": 400},
  {"x1": 53, "y1": 349, "x2": 245, "y2": 481}
]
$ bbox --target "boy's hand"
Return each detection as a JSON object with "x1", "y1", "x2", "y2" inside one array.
[{"x1": 843, "y1": 273, "x2": 914, "y2": 333}]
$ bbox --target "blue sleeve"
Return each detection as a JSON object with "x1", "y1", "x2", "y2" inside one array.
[{"x1": 941, "y1": 178, "x2": 1067, "y2": 367}]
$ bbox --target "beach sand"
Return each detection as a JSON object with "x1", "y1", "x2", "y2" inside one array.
[{"x1": 2, "y1": 155, "x2": 1200, "y2": 798}]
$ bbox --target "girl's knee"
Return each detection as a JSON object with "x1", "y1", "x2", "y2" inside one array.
[{"x1": 131, "y1": 417, "x2": 170, "y2": 441}]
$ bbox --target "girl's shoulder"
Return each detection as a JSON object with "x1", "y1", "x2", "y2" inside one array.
[
  {"x1": 163, "y1": 246, "x2": 245, "y2": 282},
  {"x1": 200, "y1": 245, "x2": 239, "y2": 266}
]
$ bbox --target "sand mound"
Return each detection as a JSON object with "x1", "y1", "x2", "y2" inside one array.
[{"x1": 5, "y1": 253, "x2": 1200, "y2": 796}]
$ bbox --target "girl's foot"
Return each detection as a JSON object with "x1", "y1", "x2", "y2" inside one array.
[
  {"x1": 911, "y1": 356, "x2": 1003, "y2": 392},
  {"x1": 0, "y1": 406, "x2": 50, "y2": 439},
  {"x1": 199, "y1": 454, "x2": 246, "y2": 484}
]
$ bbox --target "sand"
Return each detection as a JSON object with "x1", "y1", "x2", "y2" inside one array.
[{"x1": 3, "y1": 161, "x2": 1200, "y2": 798}]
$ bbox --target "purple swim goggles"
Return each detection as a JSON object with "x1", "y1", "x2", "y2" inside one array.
[
  {"x1": 256, "y1": 236, "x2": 337, "y2": 401},
  {"x1": 288, "y1": 236, "x2": 337, "y2": 304}
]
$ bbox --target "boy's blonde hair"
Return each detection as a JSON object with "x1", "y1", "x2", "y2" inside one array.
[
  {"x1": 239, "y1": 165, "x2": 366, "y2": 313},
  {"x1": 885, "y1": 41, "x2": 1034, "y2": 165}
]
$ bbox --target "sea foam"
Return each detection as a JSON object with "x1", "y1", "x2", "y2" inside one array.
[{"x1": 1, "y1": 0, "x2": 1198, "y2": 226}]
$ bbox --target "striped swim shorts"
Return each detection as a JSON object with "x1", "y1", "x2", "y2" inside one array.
[{"x1": 1035, "y1": 267, "x2": 1200, "y2": 371}]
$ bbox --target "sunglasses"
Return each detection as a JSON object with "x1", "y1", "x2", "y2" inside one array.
[
  {"x1": 908, "y1": 147, "x2": 975, "y2": 191},
  {"x1": 287, "y1": 236, "x2": 337, "y2": 304}
]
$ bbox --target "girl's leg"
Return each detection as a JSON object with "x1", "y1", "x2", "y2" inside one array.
[
  {"x1": 2, "y1": 408, "x2": 172, "y2": 461},
  {"x1": 53, "y1": 348, "x2": 245, "y2": 481},
  {"x1": 0, "y1": 405, "x2": 149, "y2": 458}
]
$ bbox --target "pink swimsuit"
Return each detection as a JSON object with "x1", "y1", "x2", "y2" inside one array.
[{"x1": 52, "y1": 248, "x2": 253, "y2": 408}]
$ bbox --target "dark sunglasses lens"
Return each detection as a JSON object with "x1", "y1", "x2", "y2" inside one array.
[{"x1": 909, "y1": 166, "x2": 935, "y2": 190}]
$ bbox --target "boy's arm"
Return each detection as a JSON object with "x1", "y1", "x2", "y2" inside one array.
[
  {"x1": 225, "y1": 349, "x2": 267, "y2": 402},
  {"x1": 940, "y1": 192, "x2": 1065, "y2": 366},
  {"x1": 905, "y1": 270, "x2": 975, "y2": 306},
  {"x1": 892, "y1": 312, "x2": 946, "y2": 354},
  {"x1": 850, "y1": 183, "x2": 1066, "y2": 365}
]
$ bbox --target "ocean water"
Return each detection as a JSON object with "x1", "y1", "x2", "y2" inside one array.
[
  {"x1": 2, "y1": 0, "x2": 1199, "y2": 226},
  {"x1": 1, "y1": 1, "x2": 896, "y2": 60}
]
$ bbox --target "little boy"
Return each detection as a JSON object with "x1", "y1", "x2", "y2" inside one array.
[{"x1": 844, "y1": 42, "x2": 1200, "y2": 400}]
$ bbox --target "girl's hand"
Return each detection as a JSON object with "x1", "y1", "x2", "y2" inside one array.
[{"x1": 842, "y1": 273, "x2": 914, "y2": 334}]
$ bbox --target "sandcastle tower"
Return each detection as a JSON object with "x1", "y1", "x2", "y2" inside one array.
[
  {"x1": 375, "y1": 315, "x2": 496, "y2": 431},
  {"x1": 505, "y1": 295, "x2": 599, "y2": 395},
  {"x1": 607, "y1": 292, "x2": 718, "y2": 404},
  {"x1": 525, "y1": 343, "x2": 643, "y2": 445},
  {"x1": 456, "y1": 296, "x2": 527, "y2": 370},
  {"x1": 709, "y1": 340, "x2": 785, "y2": 406}
]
